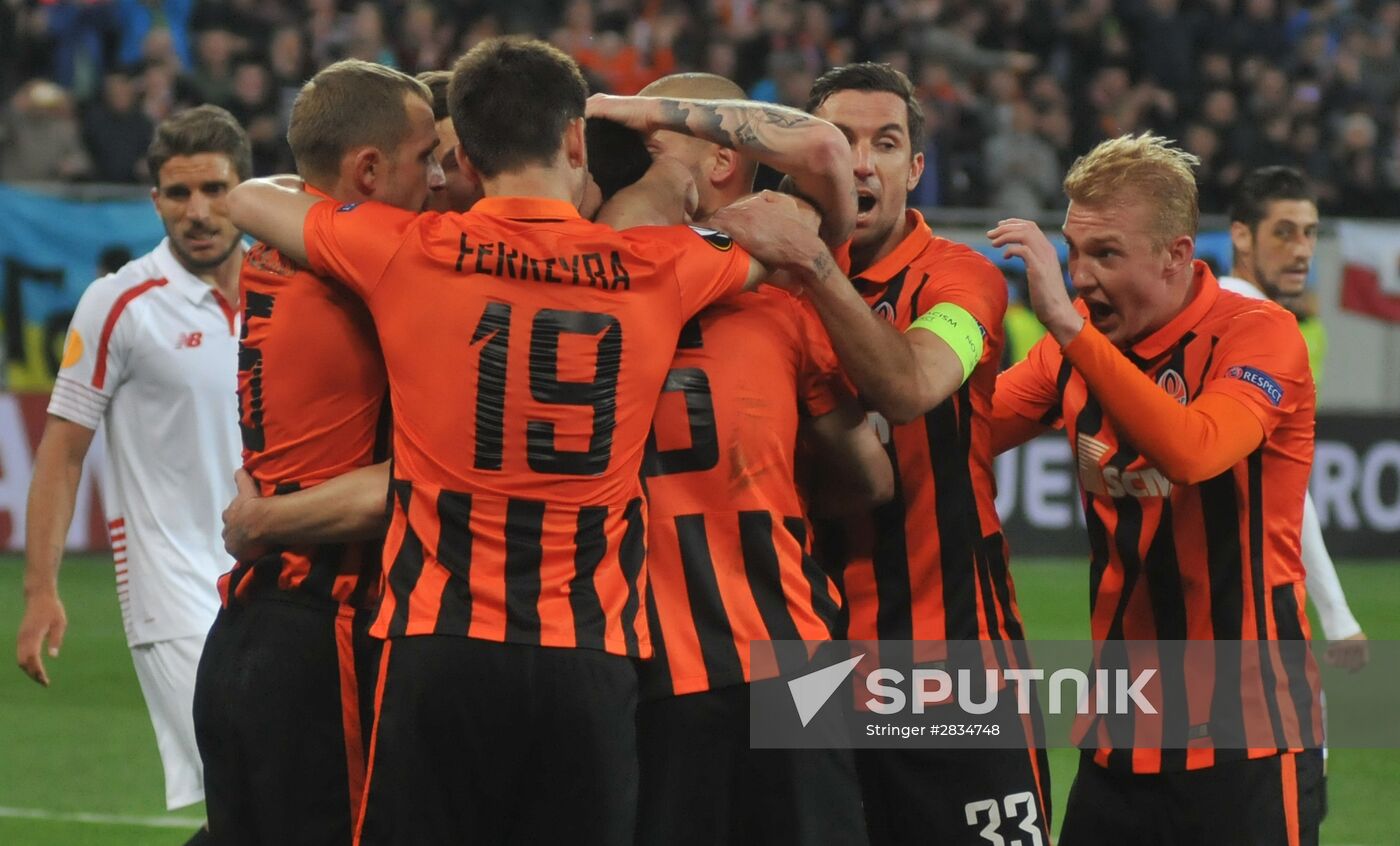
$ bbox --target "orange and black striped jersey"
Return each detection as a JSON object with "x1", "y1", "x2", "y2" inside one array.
[
  {"x1": 640, "y1": 289, "x2": 848, "y2": 698},
  {"x1": 996, "y1": 263, "x2": 1320, "y2": 773},
  {"x1": 302, "y1": 197, "x2": 752, "y2": 658},
  {"x1": 222, "y1": 211, "x2": 388, "y2": 611},
  {"x1": 818, "y1": 211, "x2": 1020, "y2": 644}
]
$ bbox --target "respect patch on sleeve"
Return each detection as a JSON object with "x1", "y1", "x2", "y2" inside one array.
[{"x1": 1226, "y1": 365, "x2": 1284, "y2": 406}]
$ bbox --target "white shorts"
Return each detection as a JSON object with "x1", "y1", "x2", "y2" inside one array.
[{"x1": 130, "y1": 634, "x2": 206, "y2": 810}]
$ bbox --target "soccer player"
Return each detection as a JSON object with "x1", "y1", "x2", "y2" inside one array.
[
  {"x1": 714, "y1": 62, "x2": 1048, "y2": 845},
  {"x1": 16, "y1": 105, "x2": 249, "y2": 845},
  {"x1": 225, "y1": 38, "x2": 823, "y2": 845},
  {"x1": 192, "y1": 61, "x2": 443, "y2": 845},
  {"x1": 1222, "y1": 166, "x2": 1367, "y2": 669},
  {"x1": 417, "y1": 69, "x2": 483, "y2": 213},
  {"x1": 988, "y1": 134, "x2": 1321, "y2": 844},
  {"x1": 588, "y1": 74, "x2": 890, "y2": 845}
]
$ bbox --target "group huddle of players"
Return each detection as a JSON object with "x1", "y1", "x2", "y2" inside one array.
[{"x1": 17, "y1": 33, "x2": 1337, "y2": 846}]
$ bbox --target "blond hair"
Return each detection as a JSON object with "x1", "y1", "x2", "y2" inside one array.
[{"x1": 1063, "y1": 133, "x2": 1201, "y2": 247}]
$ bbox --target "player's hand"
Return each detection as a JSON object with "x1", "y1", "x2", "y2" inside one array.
[
  {"x1": 585, "y1": 94, "x2": 657, "y2": 133},
  {"x1": 987, "y1": 218, "x2": 1083, "y2": 345},
  {"x1": 16, "y1": 591, "x2": 66, "y2": 687},
  {"x1": 1324, "y1": 630, "x2": 1369, "y2": 672},
  {"x1": 708, "y1": 190, "x2": 824, "y2": 276},
  {"x1": 222, "y1": 468, "x2": 268, "y2": 561}
]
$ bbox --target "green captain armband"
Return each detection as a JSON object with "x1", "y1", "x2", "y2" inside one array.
[{"x1": 906, "y1": 302, "x2": 985, "y2": 383}]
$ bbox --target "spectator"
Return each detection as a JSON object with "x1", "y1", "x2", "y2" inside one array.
[
  {"x1": 0, "y1": 79, "x2": 93, "y2": 182},
  {"x1": 82, "y1": 69, "x2": 154, "y2": 183},
  {"x1": 190, "y1": 28, "x2": 238, "y2": 106},
  {"x1": 983, "y1": 99, "x2": 1060, "y2": 212}
]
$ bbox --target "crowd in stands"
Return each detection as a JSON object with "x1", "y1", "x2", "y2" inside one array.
[{"x1": 4, "y1": 0, "x2": 1400, "y2": 216}]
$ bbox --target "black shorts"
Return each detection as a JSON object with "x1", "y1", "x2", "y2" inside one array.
[
  {"x1": 193, "y1": 595, "x2": 379, "y2": 846},
  {"x1": 854, "y1": 698, "x2": 1052, "y2": 846},
  {"x1": 636, "y1": 682, "x2": 867, "y2": 846},
  {"x1": 1059, "y1": 750, "x2": 1323, "y2": 846},
  {"x1": 356, "y1": 635, "x2": 638, "y2": 846}
]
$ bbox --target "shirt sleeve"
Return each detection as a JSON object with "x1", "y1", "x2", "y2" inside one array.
[
  {"x1": 641, "y1": 224, "x2": 752, "y2": 320},
  {"x1": 910, "y1": 251, "x2": 1009, "y2": 373},
  {"x1": 302, "y1": 199, "x2": 420, "y2": 300},
  {"x1": 1199, "y1": 305, "x2": 1313, "y2": 439},
  {"x1": 995, "y1": 332, "x2": 1065, "y2": 432},
  {"x1": 48, "y1": 277, "x2": 134, "y2": 429}
]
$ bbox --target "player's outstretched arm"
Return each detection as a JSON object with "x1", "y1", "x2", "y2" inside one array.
[
  {"x1": 222, "y1": 463, "x2": 390, "y2": 560},
  {"x1": 595, "y1": 157, "x2": 698, "y2": 229},
  {"x1": 712, "y1": 194, "x2": 969, "y2": 423},
  {"x1": 803, "y1": 394, "x2": 895, "y2": 517},
  {"x1": 227, "y1": 176, "x2": 318, "y2": 265},
  {"x1": 17, "y1": 416, "x2": 95, "y2": 686},
  {"x1": 587, "y1": 93, "x2": 855, "y2": 246}
]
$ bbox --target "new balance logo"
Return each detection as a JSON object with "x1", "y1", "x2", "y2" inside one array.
[
  {"x1": 788, "y1": 653, "x2": 865, "y2": 727},
  {"x1": 1077, "y1": 433, "x2": 1173, "y2": 498},
  {"x1": 175, "y1": 332, "x2": 204, "y2": 349}
]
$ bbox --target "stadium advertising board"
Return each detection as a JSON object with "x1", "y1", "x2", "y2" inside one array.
[{"x1": 995, "y1": 417, "x2": 1399, "y2": 559}]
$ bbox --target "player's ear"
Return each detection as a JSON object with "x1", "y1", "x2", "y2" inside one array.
[
  {"x1": 1229, "y1": 220, "x2": 1253, "y2": 259},
  {"x1": 564, "y1": 117, "x2": 586, "y2": 170},
  {"x1": 905, "y1": 150, "x2": 926, "y2": 192},
  {"x1": 1165, "y1": 234, "x2": 1194, "y2": 276},
  {"x1": 349, "y1": 147, "x2": 382, "y2": 196},
  {"x1": 709, "y1": 147, "x2": 738, "y2": 186}
]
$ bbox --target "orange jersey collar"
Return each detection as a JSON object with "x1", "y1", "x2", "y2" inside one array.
[
  {"x1": 853, "y1": 210, "x2": 933, "y2": 284},
  {"x1": 472, "y1": 196, "x2": 580, "y2": 221},
  {"x1": 1128, "y1": 259, "x2": 1220, "y2": 360}
]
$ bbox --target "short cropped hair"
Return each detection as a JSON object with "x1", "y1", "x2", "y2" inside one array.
[
  {"x1": 805, "y1": 62, "x2": 925, "y2": 154},
  {"x1": 1228, "y1": 166, "x2": 1316, "y2": 230},
  {"x1": 417, "y1": 69, "x2": 451, "y2": 122},
  {"x1": 1063, "y1": 133, "x2": 1201, "y2": 247},
  {"x1": 448, "y1": 38, "x2": 588, "y2": 178},
  {"x1": 288, "y1": 60, "x2": 432, "y2": 186},
  {"x1": 585, "y1": 118, "x2": 652, "y2": 202},
  {"x1": 147, "y1": 105, "x2": 252, "y2": 186}
]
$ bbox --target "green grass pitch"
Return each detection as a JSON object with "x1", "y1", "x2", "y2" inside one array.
[{"x1": 1, "y1": 555, "x2": 1396, "y2": 844}]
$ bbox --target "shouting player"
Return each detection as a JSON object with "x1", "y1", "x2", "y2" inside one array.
[
  {"x1": 716, "y1": 62, "x2": 1046, "y2": 845},
  {"x1": 989, "y1": 134, "x2": 1321, "y2": 845},
  {"x1": 589, "y1": 74, "x2": 890, "y2": 845},
  {"x1": 417, "y1": 69, "x2": 483, "y2": 213},
  {"x1": 226, "y1": 38, "x2": 825, "y2": 845},
  {"x1": 192, "y1": 61, "x2": 443, "y2": 845},
  {"x1": 17, "y1": 106, "x2": 249, "y2": 845}
]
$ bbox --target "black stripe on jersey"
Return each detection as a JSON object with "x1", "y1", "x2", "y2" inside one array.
[
  {"x1": 675, "y1": 514, "x2": 743, "y2": 684},
  {"x1": 907, "y1": 272, "x2": 932, "y2": 315},
  {"x1": 386, "y1": 480, "x2": 425, "y2": 638},
  {"x1": 1271, "y1": 584, "x2": 1319, "y2": 749},
  {"x1": 569, "y1": 506, "x2": 608, "y2": 651},
  {"x1": 1144, "y1": 502, "x2": 1190, "y2": 770},
  {"x1": 1075, "y1": 397, "x2": 1113, "y2": 621},
  {"x1": 786, "y1": 517, "x2": 840, "y2": 632},
  {"x1": 872, "y1": 439, "x2": 913, "y2": 640},
  {"x1": 1198, "y1": 465, "x2": 1246, "y2": 758},
  {"x1": 740, "y1": 511, "x2": 801, "y2": 642},
  {"x1": 433, "y1": 490, "x2": 474, "y2": 635},
  {"x1": 926, "y1": 385, "x2": 981, "y2": 641},
  {"x1": 502, "y1": 498, "x2": 545, "y2": 644},
  {"x1": 811, "y1": 518, "x2": 849, "y2": 637},
  {"x1": 984, "y1": 534, "x2": 1025, "y2": 640},
  {"x1": 346, "y1": 538, "x2": 383, "y2": 612},
  {"x1": 1248, "y1": 451, "x2": 1289, "y2": 750},
  {"x1": 640, "y1": 575, "x2": 674, "y2": 699},
  {"x1": 619, "y1": 497, "x2": 647, "y2": 656},
  {"x1": 301, "y1": 543, "x2": 345, "y2": 600},
  {"x1": 1041, "y1": 360, "x2": 1075, "y2": 427},
  {"x1": 1191, "y1": 335, "x2": 1221, "y2": 402}
]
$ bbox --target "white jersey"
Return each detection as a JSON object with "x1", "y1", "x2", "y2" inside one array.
[
  {"x1": 1218, "y1": 274, "x2": 1265, "y2": 300},
  {"x1": 49, "y1": 238, "x2": 240, "y2": 647}
]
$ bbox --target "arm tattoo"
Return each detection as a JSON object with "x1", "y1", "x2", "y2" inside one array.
[{"x1": 655, "y1": 98, "x2": 814, "y2": 156}]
